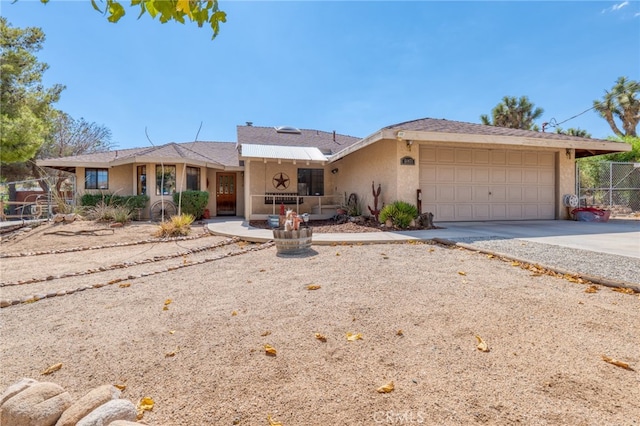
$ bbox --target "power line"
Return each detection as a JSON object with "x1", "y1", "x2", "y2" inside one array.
[{"x1": 542, "y1": 106, "x2": 596, "y2": 131}]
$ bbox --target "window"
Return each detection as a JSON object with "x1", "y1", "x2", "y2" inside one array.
[
  {"x1": 156, "y1": 165, "x2": 176, "y2": 195},
  {"x1": 186, "y1": 166, "x2": 200, "y2": 191},
  {"x1": 137, "y1": 165, "x2": 147, "y2": 195},
  {"x1": 297, "y1": 168, "x2": 324, "y2": 196},
  {"x1": 85, "y1": 168, "x2": 108, "y2": 190}
]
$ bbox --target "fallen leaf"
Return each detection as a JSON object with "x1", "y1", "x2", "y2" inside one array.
[
  {"x1": 307, "y1": 285, "x2": 321, "y2": 290},
  {"x1": 336, "y1": 253, "x2": 341, "y2": 256},
  {"x1": 164, "y1": 299, "x2": 172, "y2": 305},
  {"x1": 261, "y1": 330, "x2": 272, "y2": 337},
  {"x1": 486, "y1": 254, "x2": 494, "y2": 259},
  {"x1": 602, "y1": 355, "x2": 634, "y2": 371},
  {"x1": 169, "y1": 330, "x2": 176, "y2": 334},
  {"x1": 231, "y1": 310, "x2": 238, "y2": 316},
  {"x1": 162, "y1": 306, "x2": 169, "y2": 311},
  {"x1": 264, "y1": 344, "x2": 277, "y2": 356},
  {"x1": 119, "y1": 283, "x2": 131, "y2": 288},
  {"x1": 315, "y1": 333, "x2": 327, "y2": 342},
  {"x1": 428, "y1": 248, "x2": 435, "y2": 252},
  {"x1": 458, "y1": 271, "x2": 467, "y2": 276},
  {"x1": 475, "y1": 335, "x2": 490, "y2": 352},
  {"x1": 376, "y1": 381, "x2": 395, "y2": 393},
  {"x1": 267, "y1": 414, "x2": 283, "y2": 426},
  {"x1": 511, "y1": 261, "x2": 521, "y2": 267},
  {"x1": 259, "y1": 268, "x2": 266, "y2": 272},
  {"x1": 136, "y1": 396, "x2": 155, "y2": 420},
  {"x1": 612, "y1": 287, "x2": 635, "y2": 295},
  {"x1": 396, "y1": 329, "x2": 404, "y2": 336},
  {"x1": 383, "y1": 256, "x2": 389, "y2": 259},
  {"x1": 114, "y1": 384, "x2": 126, "y2": 391},
  {"x1": 165, "y1": 351, "x2": 176, "y2": 357},
  {"x1": 585, "y1": 285, "x2": 599, "y2": 293},
  {"x1": 41, "y1": 363, "x2": 62, "y2": 375},
  {"x1": 346, "y1": 332, "x2": 363, "y2": 341}
]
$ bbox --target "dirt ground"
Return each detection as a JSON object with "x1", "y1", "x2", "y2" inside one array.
[{"x1": 0, "y1": 219, "x2": 638, "y2": 425}]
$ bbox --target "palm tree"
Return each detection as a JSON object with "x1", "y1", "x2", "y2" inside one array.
[
  {"x1": 480, "y1": 96, "x2": 544, "y2": 130},
  {"x1": 555, "y1": 127, "x2": 591, "y2": 138},
  {"x1": 593, "y1": 76, "x2": 639, "y2": 137}
]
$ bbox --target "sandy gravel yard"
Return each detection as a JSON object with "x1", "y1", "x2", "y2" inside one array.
[{"x1": 0, "y1": 220, "x2": 638, "y2": 425}]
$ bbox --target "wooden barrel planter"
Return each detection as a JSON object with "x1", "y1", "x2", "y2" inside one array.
[{"x1": 272, "y1": 228, "x2": 313, "y2": 255}]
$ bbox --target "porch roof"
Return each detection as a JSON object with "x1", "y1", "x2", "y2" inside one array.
[{"x1": 238, "y1": 144, "x2": 329, "y2": 162}]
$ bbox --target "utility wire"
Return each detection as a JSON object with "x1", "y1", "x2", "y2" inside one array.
[{"x1": 543, "y1": 106, "x2": 596, "y2": 130}]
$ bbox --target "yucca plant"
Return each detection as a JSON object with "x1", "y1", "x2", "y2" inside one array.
[
  {"x1": 155, "y1": 213, "x2": 195, "y2": 237},
  {"x1": 379, "y1": 201, "x2": 418, "y2": 229}
]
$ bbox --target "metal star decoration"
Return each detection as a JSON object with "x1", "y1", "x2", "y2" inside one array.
[{"x1": 273, "y1": 172, "x2": 290, "y2": 189}]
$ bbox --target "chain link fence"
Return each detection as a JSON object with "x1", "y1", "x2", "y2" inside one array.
[{"x1": 576, "y1": 161, "x2": 640, "y2": 216}]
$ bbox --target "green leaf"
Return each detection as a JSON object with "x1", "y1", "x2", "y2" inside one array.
[
  {"x1": 90, "y1": 0, "x2": 103, "y2": 13},
  {"x1": 106, "y1": 0, "x2": 126, "y2": 23}
]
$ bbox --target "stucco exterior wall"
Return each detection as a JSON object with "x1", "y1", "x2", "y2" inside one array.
[
  {"x1": 332, "y1": 139, "x2": 419, "y2": 214},
  {"x1": 557, "y1": 148, "x2": 576, "y2": 220}
]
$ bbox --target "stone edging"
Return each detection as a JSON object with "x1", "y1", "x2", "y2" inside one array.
[
  {"x1": 0, "y1": 240, "x2": 274, "y2": 309},
  {"x1": 1, "y1": 237, "x2": 241, "y2": 287}
]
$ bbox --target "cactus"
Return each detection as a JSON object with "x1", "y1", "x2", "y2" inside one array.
[{"x1": 367, "y1": 181, "x2": 382, "y2": 221}]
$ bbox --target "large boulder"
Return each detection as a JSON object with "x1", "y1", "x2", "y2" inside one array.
[
  {"x1": 1, "y1": 381, "x2": 72, "y2": 426},
  {"x1": 75, "y1": 399, "x2": 137, "y2": 426},
  {"x1": 55, "y1": 385, "x2": 120, "y2": 426},
  {"x1": 0, "y1": 378, "x2": 38, "y2": 406}
]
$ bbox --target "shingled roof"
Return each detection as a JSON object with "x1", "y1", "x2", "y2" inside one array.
[
  {"x1": 237, "y1": 125, "x2": 360, "y2": 154},
  {"x1": 38, "y1": 141, "x2": 240, "y2": 171},
  {"x1": 386, "y1": 117, "x2": 609, "y2": 143}
]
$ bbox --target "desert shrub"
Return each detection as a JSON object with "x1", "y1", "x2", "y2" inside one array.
[
  {"x1": 173, "y1": 191, "x2": 209, "y2": 219},
  {"x1": 379, "y1": 201, "x2": 418, "y2": 229},
  {"x1": 155, "y1": 213, "x2": 195, "y2": 237},
  {"x1": 86, "y1": 202, "x2": 132, "y2": 223}
]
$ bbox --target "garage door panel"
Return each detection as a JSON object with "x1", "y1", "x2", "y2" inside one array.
[
  {"x1": 473, "y1": 204, "x2": 490, "y2": 219},
  {"x1": 539, "y1": 170, "x2": 554, "y2": 185},
  {"x1": 438, "y1": 186, "x2": 456, "y2": 202},
  {"x1": 437, "y1": 148, "x2": 455, "y2": 162},
  {"x1": 491, "y1": 204, "x2": 507, "y2": 219},
  {"x1": 456, "y1": 204, "x2": 473, "y2": 219},
  {"x1": 473, "y1": 168, "x2": 490, "y2": 183},
  {"x1": 473, "y1": 186, "x2": 490, "y2": 202},
  {"x1": 491, "y1": 169, "x2": 507, "y2": 183},
  {"x1": 507, "y1": 187, "x2": 522, "y2": 201},
  {"x1": 420, "y1": 146, "x2": 555, "y2": 221},
  {"x1": 490, "y1": 186, "x2": 506, "y2": 201},
  {"x1": 437, "y1": 166, "x2": 455, "y2": 183},
  {"x1": 456, "y1": 168, "x2": 473, "y2": 182},
  {"x1": 508, "y1": 205, "x2": 523, "y2": 218}
]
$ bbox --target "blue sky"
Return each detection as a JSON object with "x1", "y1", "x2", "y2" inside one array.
[{"x1": 2, "y1": 1, "x2": 639, "y2": 150}]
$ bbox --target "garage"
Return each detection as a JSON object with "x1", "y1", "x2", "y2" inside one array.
[{"x1": 419, "y1": 146, "x2": 556, "y2": 221}]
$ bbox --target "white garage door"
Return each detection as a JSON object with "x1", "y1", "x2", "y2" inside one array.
[{"x1": 420, "y1": 146, "x2": 555, "y2": 221}]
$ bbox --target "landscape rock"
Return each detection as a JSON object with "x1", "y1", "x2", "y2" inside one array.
[
  {"x1": 76, "y1": 399, "x2": 137, "y2": 426},
  {"x1": 1, "y1": 381, "x2": 72, "y2": 426},
  {"x1": 63, "y1": 214, "x2": 76, "y2": 223},
  {"x1": 55, "y1": 385, "x2": 121, "y2": 426},
  {"x1": 0, "y1": 378, "x2": 38, "y2": 406},
  {"x1": 0, "y1": 299, "x2": 10, "y2": 308}
]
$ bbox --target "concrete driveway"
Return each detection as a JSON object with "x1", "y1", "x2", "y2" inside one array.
[
  {"x1": 207, "y1": 218, "x2": 640, "y2": 259},
  {"x1": 421, "y1": 219, "x2": 640, "y2": 259}
]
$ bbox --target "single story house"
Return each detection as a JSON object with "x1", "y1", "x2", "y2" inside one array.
[{"x1": 38, "y1": 117, "x2": 630, "y2": 222}]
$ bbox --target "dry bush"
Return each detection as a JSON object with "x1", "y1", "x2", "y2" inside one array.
[{"x1": 154, "y1": 213, "x2": 195, "y2": 237}]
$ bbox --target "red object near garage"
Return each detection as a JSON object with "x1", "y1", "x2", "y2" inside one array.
[
  {"x1": 203, "y1": 209, "x2": 210, "y2": 219},
  {"x1": 571, "y1": 207, "x2": 611, "y2": 222}
]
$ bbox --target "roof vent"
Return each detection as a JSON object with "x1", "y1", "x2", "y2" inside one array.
[{"x1": 275, "y1": 126, "x2": 302, "y2": 134}]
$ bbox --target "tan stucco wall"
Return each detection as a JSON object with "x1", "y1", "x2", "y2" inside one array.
[
  {"x1": 557, "y1": 148, "x2": 576, "y2": 220},
  {"x1": 331, "y1": 139, "x2": 421, "y2": 213}
]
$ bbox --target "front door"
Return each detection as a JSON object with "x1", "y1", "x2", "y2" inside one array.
[{"x1": 216, "y1": 173, "x2": 236, "y2": 216}]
